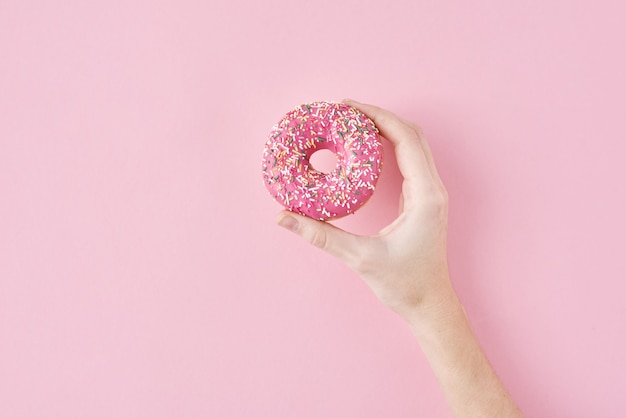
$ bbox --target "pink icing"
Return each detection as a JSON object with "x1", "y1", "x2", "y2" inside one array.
[{"x1": 262, "y1": 102, "x2": 383, "y2": 220}]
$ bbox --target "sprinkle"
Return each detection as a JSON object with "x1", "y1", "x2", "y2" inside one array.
[{"x1": 261, "y1": 101, "x2": 383, "y2": 220}]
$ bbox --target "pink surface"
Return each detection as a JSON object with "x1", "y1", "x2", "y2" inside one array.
[{"x1": 1, "y1": 1, "x2": 625, "y2": 417}]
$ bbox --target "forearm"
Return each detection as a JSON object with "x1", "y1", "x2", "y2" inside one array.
[{"x1": 406, "y1": 281, "x2": 523, "y2": 418}]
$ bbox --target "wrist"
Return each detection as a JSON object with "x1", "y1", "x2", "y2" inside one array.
[{"x1": 402, "y1": 280, "x2": 465, "y2": 339}]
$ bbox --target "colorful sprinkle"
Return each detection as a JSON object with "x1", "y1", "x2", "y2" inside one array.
[{"x1": 261, "y1": 101, "x2": 383, "y2": 220}]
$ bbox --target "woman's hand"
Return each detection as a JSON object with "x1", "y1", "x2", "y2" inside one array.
[
  {"x1": 276, "y1": 99, "x2": 453, "y2": 321},
  {"x1": 275, "y1": 100, "x2": 524, "y2": 417}
]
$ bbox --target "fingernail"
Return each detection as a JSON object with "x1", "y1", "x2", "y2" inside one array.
[
  {"x1": 277, "y1": 214, "x2": 299, "y2": 232},
  {"x1": 343, "y1": 98, "x2": 360, "y2": 104}
]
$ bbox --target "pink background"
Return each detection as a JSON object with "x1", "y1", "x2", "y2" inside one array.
[{"x1": 1, "y1": 1, "x2": 625, "y2": 417}]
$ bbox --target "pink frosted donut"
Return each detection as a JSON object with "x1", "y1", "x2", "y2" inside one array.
[{"x1": 262, "y1": 101, "x2": 383, "y2": 220}]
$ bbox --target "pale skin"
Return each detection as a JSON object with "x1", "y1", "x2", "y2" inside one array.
[{"x1": 276, "y1": 99, "x2": 524, "y2": 418}]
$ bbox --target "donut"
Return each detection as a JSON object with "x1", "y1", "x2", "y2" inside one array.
[{"x1": 261, "y1": 101, "x2": 383, "y2": 220}]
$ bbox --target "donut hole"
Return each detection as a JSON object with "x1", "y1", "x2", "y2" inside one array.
[{"x1": 309, "y1": 149, "x2": 338, "y2": 174}]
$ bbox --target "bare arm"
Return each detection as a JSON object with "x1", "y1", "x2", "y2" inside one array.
[
  {"x1": 407, "y1": 284, "x2": 522, "y2": 417},
  {"x1": 276, "y1": 99, "x2": 523, "y2": 417}
]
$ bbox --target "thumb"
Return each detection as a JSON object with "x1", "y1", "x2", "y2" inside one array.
[{"x1": 276, "y1": 211, "x2": 363, "y2": 266}]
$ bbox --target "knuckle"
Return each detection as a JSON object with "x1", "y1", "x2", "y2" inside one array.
[
  {"x1": 353, "y1": 253, "x2": 374, "y2": 275},
  {"x1": 434, "y1": 189, "x2": 449, "y2": 217},
  {"x1": 309, "y1": 229, "x2": 328, "y2": 250},
  {"x1": 409, "y1": 123, "x2": 424, "y2": 138},
  {"x1": 404, "y1": 121, "x2": 423, "y2": 139},
  {"x1": 439, "y1": 188, "x2": 449, "y2": 206},
  {"x1": 423, "y1": 187, "x2": 449, "y2": 217},
  {"x1": 352, "y1": 239, "x2": 383, "y2": 275}
]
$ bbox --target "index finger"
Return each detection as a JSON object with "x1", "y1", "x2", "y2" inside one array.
[{"x1": 343, "y1": 99, "x2": 435, "y2": 189}]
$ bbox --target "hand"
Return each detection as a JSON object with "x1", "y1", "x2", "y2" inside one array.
[
  {"x1": 276, "y1": 101, "x2": 524, "y2": 417},
  {"x1": 276, "y1": 99, "x2": 453, "y2": 321}
]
